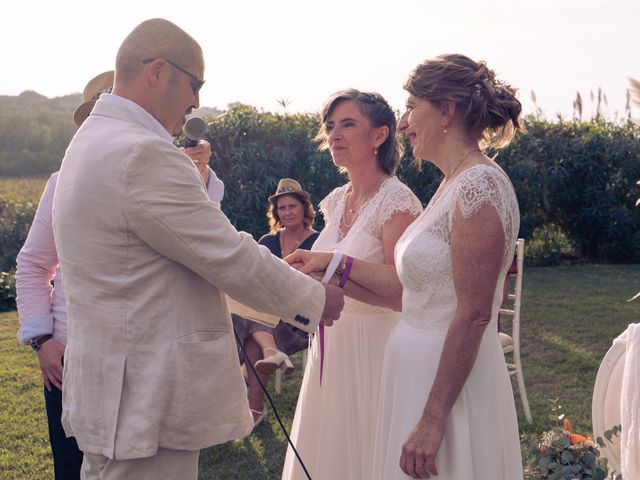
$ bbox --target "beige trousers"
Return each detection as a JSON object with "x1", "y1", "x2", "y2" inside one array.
[{"x1": 81, "y1": 448, "x2": 200, "y2": 480}]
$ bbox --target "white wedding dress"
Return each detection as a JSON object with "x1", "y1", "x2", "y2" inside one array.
[
  {"x1": 282, "y1": 177, "x2": 422, "y2": 480},
  {"x1": 372, "y1": 165, "x2": 524, "y2": 479}
]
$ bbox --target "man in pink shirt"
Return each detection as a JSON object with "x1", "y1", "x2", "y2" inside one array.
[{"x1": 16, "y1": 71, "x2": 222, "y2": 480}]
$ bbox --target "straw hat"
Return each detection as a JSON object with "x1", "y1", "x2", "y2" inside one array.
[
  {"x1": 268, "y1": 178, "x2": 311, "y2": 203},
  {"x1": 73, "y1": 70, "x2": 114, "y2": 126}
]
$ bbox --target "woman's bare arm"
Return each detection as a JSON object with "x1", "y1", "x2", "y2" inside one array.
[{"x1": 399, "y1": 203, "x2": 505, "y2": 477}]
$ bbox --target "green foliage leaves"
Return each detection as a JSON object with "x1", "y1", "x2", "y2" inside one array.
[
  {"x1": 0, "y1": 270, "x2": 16, "y2": 312},
  {"x1": 0, "y1": 199, "x2": 37, "y2": 311},
  {"x1": 499, "y1": 117, "x2": 640, "y2": 263},
  {"x1": 526, "y1": 401, "x2": 622, "y2": 480},
  {"x1": 0, "y1": 199, "x2": 36, "y2": 272},
  {"x1": 205, "y1": 104, "x2": 344, "y2": 235},
  {"x1": 205, "y1": 106, "x2": 640, "y2": 263}
]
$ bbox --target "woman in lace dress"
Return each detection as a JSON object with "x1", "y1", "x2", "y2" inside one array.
[
  {"x1": 288, "y1": 55, "x2": 524, "y2": 479},
  {"x1": 281, "y1": 89, "x2": 422, "y2": 480}
]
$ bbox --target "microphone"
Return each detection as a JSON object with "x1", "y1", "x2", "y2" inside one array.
[{"x1": 183, "y1": 117, "x2": 207, "y2": 148}]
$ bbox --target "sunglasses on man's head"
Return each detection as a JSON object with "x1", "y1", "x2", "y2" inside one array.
[{"x1": 142, "y1": 58, "x2": 205, "y2": 95}]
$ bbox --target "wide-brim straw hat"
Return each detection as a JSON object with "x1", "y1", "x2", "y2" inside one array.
[
  {"x1": 268, "y1": 178, "x2": 311, "y2": 203},
  {"x1": 73, "y1": 70, "x2": 114, "y2": 127}
]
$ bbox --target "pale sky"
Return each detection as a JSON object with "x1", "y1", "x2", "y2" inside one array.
[{"x1": 2, "y1": 0, "x2": 638, "y2": 120}]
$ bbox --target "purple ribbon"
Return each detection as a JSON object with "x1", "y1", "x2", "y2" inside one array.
[{"x1": 319, "y1": 325, "x2": 325, "y2": 385}]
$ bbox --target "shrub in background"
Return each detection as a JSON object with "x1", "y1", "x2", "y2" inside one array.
[
  {"x1": 499, "y1": 117, "x2": 640, "y2": 263},
  {"x1": 0, "y1": 107, "x2": 638, "y2": 311},
  {"x1": 206, "y1": 104, "x2": 341, "y2": 235},
  {"x1": 0, "y1": 270, "x2": 16, "y2": 312},
  {"x1": 0, "y1": 199, "x2": 36, "y2": 311}
]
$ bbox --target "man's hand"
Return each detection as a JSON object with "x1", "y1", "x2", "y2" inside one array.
[
  {"x1": 285, "y1": 250, "x2": 334, "y2": 275},
  {"x1": 183, "y1": 139, "x2": 211, "y2": 185},
  {"x1": 37, "y1": 339, "x2": 65, "y2": 391},
  {"x1": 320, "y1": 284, "x2": 344, "y2": 326}
]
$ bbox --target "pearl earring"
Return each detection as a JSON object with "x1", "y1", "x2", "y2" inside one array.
[
  {"x1": 443, "y1": 127, "x2": 448, "y2": 134},
  {"x1": 374, "y1": 148, "x2": 378, "y2": 155}
]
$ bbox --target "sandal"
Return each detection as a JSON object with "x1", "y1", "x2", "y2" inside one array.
[
  {"x1": 255, "y1": 348, "x2": 294, "y2": 375},
  {"x1": 250, "y1": 408, "x2": 268, "y2": 429}
]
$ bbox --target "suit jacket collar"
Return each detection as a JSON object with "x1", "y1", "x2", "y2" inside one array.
[{"x1": 91, "y1": 93, "x2": 174, "y2": 144}]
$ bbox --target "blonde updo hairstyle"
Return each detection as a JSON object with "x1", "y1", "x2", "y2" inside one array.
[{"x1": 405, "y1": 54, "x2": 523, "y2": 150}]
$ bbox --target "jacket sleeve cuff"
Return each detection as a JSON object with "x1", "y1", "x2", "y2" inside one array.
[
  {"x1": 281, "y1": 280, "x2": 325, "y2": 334},
  {"x1": 17, "y1": 314, "x2": 54, "y2": 345}
]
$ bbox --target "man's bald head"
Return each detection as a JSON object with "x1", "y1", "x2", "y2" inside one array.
[{"x1": 115, "y1": 18, "x2": 203, "y2": 83}]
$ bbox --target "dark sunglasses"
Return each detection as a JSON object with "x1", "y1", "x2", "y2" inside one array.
[{"x1": 142, "y1": 58, "x2": 205, "y2": 94}]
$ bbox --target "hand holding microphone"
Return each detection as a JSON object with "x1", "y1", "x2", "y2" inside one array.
[
  {"x1": 181, "y1": 117, "x2": 211, "y2": 184},
  {"x1": 183, "y1": 116, "x2": 208, "y2": 148}
]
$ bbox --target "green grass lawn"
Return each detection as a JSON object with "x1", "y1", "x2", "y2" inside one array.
[{"x1": 1, "y1": 264, "x2": 639, "y2": 479}]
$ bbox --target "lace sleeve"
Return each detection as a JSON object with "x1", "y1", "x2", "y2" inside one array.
[
  {"x1": 450, "y1": 166, "x2": 520, "y2": 268},
  {"x1": 377, "y1": 180, "x2": 423, "y2": 225},
  {"x1": 365, "y1": 178, "x2": 423, "y2": 238},
  {"x1": 319, "y1": 185, "x2": 345, "y2": 224}
]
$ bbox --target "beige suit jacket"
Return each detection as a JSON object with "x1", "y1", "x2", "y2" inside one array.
[{"x1": 53, "y1": 94, "x2": 325, "y2": 459}]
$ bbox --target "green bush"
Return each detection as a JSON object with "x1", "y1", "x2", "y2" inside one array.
[
  {"x1": 208, "y1": 107, "x2": 640, "y2": 263},
  {"x1": 206, "y1": 104, "x2": 344, "y2": 235},
  {"x1": 0, "y1": 270, "x2": 16, "y2": 312},
  {"x1": 525, "y1": 224, "x2": 577, "y2": 266},
  {"x1": 499, "y1": 117, "x2": 640, "y2": 262},
  {"x1": 0, "y1": 200, "x2": 35, "y2": 311},
  {"x1": 0, "y1": 107, "x2": 637, "y2": 310},
  {"x1": 0, "y1": 199, "x2": 36, "y2": 271}
]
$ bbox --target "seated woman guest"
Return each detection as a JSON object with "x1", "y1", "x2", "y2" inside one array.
[
  {"x1": 282, "y1": 89, "x2": 422, "y2": 479},
  {"x1": 232, "y1": 178, "x2": 319, "y2": 427},
  {"x1": 287, "y1": 54, "x2": 524, "y2": 479}
]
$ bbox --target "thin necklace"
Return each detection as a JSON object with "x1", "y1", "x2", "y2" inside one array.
[
  {"x1": 430, "y1": 148, "x2": 482, "y2": 209},
  {"x1": 343, "y1": 177, "x2": 387, "y2": 228},
  {"x1": 446, "y1": 148, "x2": 482, "y2": 180}
]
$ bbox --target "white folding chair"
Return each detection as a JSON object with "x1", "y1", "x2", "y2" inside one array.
[{"x1": 498, "y1": 238, "x2": 533, "y2": 423}]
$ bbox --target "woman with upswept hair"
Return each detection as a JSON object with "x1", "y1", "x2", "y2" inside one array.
[{"x1": 288, "y1": 55, "x2": 525, "y2": 479}]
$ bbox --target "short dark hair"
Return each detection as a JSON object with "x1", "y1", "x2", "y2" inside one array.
[{"x1": 316, "y1": 89, "x2": 403, "y2": 175}]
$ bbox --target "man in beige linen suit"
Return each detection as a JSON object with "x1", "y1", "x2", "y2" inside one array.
[{"x1": 52, "y1": 18, "x2": 344, "y2": 479}]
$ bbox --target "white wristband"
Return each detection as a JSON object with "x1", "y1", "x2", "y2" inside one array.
[{"x1": 321, "y1": 251, "x2": 343, "y2": 285}]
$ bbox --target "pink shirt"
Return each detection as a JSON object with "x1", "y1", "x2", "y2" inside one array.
[
  {"x1": 16, "y1": 168, "x2": 224, "y2": 346},
  {"x1": 16, "y1": 172, "x2": 65, "y2": 345}
]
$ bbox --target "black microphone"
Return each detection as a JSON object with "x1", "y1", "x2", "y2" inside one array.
[{"x1": 183, "y1": 117, "x2": 207, "y2": 148}]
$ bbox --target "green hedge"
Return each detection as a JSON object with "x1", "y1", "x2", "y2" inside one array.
[
  {"x1": 0, "y1": 199, "x2": 36, "y2": 311},
  {"x1": 497, "y1": 117, "x2": 640, "y2": 262},
  {"x1": 1, "y1": 106, "x2": 638, "y2": 311},
  {"x1": 209, "y1": 105, "x2": 640, "y2": 263}
]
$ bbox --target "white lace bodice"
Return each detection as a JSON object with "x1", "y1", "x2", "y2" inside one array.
[
  {"x1": 395, "y1": 164, "x2": 520, "y2": 331},
  {"x1": 314, "y1": 176, "x2": 423, "y2": 313}
]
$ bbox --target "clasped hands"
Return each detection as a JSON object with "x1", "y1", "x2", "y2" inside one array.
[{"x1": 285, "y1": 250, "x2": 344, "y2": 327}]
